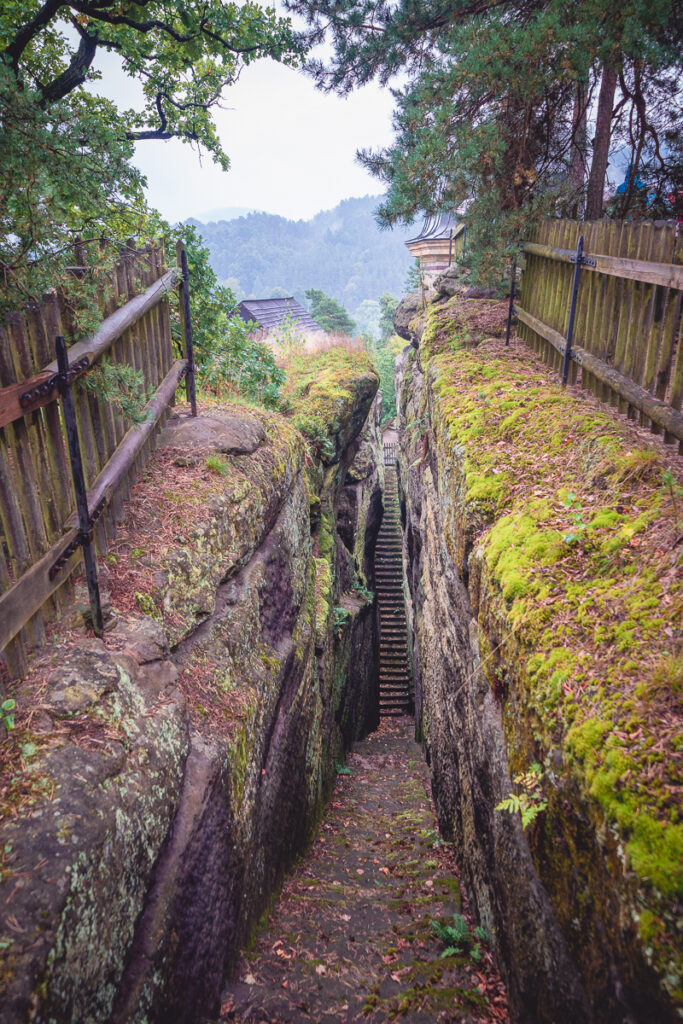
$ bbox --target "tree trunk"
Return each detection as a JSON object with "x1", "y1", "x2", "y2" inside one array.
[
  {"x1": 568, "y1": 83, "x2": 588, "y2": 218},
  {"x1": 585, "y1": 65, "x2": 617, "y2": 220}
]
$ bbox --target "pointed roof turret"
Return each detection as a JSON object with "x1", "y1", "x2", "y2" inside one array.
[{"x1": 405, "y1": 212, "x2": 464, "y2": 270}]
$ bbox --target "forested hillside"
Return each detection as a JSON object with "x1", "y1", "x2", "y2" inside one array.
[{"x1": 188, "y1": 195, "x2": 413, "y2": 318}]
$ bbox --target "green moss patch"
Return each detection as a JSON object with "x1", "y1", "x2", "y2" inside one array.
[{"x1": 281, "y1": 348, "x2": 379, "y2": 464}]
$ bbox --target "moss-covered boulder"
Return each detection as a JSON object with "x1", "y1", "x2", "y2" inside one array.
[
  {"x1": 397, "y1": 296, "x2": 681, "y2": 1022},
  {"x1": 281, "y1": 348, "x2": 379, "y2": 465}
]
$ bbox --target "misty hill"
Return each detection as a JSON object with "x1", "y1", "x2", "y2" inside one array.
[{"x1": 188, "y1": 196, "x2": 414, "y2": 320}]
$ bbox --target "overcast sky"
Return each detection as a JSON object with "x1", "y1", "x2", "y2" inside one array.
[{"x1": 96, "y1": 43, "x2": 398, "y2": 225}]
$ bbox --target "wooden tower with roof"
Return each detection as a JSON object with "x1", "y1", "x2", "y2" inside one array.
[{"x1": 405, "y1": 213, "x2": 465, "y2": 291}]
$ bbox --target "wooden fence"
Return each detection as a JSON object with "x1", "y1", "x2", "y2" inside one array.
[
  {"x1": 516, "y1": 219, "x2": 682, "y2": 451},
  {"x1": 0, "y1": 241, "x2": 195, "y2": 682}
]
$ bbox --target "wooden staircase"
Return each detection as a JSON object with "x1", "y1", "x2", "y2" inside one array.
[{"x1": 376, "y1": 445, "x2": 412, "y2": 716}]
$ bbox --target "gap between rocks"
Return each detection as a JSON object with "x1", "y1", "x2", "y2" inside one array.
[{"x1": 214, "y1": 717, "x2": 509, "y2": 1024}]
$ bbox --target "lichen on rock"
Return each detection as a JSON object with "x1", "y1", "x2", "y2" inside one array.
[{"x1": 0, "y1": 349, "x2": 382, "y2": 1023}]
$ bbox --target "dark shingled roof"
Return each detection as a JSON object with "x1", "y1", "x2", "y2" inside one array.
[
  {"x1": 406, "y1": 212, "x2": 459, "y2": 244},
  {"x1": 237, "y1": 297, "x2": 324, "y2": 334}
]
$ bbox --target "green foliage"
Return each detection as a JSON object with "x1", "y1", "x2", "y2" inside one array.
[
  {"x1": 1, "y1": 699, "x2": 16, "y2": 732},
  {"x1": 378, "y1": 293, "x2": 398, "y2": 343},
  {"x1": 496, "y1": 763, "x2": 547, "y2": 830},
  {"x1": 371, "y1": 343, "x2": 397, "y2": 424},
  {"x1": 404, "y1": 260, "x2": 422, "y2": 294},
  {"x1": 306, "y1": 288, "x2": 356, "y2": 335},
  {"x1": 351, "y1": 579, "x2": 373, "y2": 604},
  {"x1": 335, "y1": 762, "x2": 353, "y2": 775},
  {"x1": 431, "y1": 914, "x2": 487, "y2": 960},
  {"x1": 420, "y1": 827, "x2": 452, "y2": 849},
  {"x1": 293, "y1": 413, "x2": 335, "y2": 461},
  {"x1": 0, "y1": 60, "x2": 145, "y2": 314},
  {"x1": 269, "y1": 312, "x2": 307, "y2": 355},
  {"x1": 82, "y1": 359, "x2": 152, "y2": 426},
  {"x1": 562, "y1": 492, "x2": 586, "y2": 547},
  {"x1": 662, "y1": 469, "x2": 683, "y2": 531},
  {"x1": 288, "y1": 0, "x2": 682, "y2": 280},
  {"x1": 205, "y1": 455, "x2": 230, "y2": 476},
  {"x1": 0, "y1": 1, "x2": 303, "y2": 307},
  {"x1": 176, "y1": 225, "x2": 285, "y2": 408},
  {"x1": 367, "y1": 293, "x2": 399, "y2": 422}
]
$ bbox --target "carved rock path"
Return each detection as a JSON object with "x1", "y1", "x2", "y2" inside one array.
[{"x1": 216, "y1": 717, "x2": 509, "y2": 1023}]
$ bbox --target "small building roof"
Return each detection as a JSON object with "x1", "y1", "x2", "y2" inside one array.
[
  {"x1": 237, "y1": 297, "x2": 324, "y2": 334},
  {"x1": 406, "y1": 212, "x2": 459, "y2": 245}
]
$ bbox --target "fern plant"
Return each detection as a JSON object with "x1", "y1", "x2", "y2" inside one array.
[
  {"x1": 496, "y1": 761, "x2": 547, "y2": 829},
  {"x1": 431, "y1": 914, "x2": 486, "y2": 959}
]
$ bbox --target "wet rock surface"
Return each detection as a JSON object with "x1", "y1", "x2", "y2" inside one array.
[
  {"x1": 160, "y1": 411, "x2": 266, "y2": 457},
  {"x1": 0, "y1": 357, "x2": 382, "y2": 1022},
  {"x1": 393, "y1": 293, "x2": 424, "y2": 344},
  {"x1": 0, "y1": 645, "x2": 188, "y2": 1024},
  {"x1": 218, "y1": 717, "x2": 508, "y2": 1024}
]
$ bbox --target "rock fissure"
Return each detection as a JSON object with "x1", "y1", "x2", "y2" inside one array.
[{"x1": 216, "y1": 717, "x2": 509, "y2": 1024}]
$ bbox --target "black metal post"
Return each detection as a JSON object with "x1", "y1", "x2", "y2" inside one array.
[
  {"x1": 505, "y1": 257, "x2": 517, "y2": 346},
  {"x1": 56, "y1": 336, "x2": 103, "y2": 637},
  {"x1": 562, "y1": 234, "x2": 585, "y2": 386},
  {"x1": 179, "y1": 245, "x2": 197, "y2": 417}
]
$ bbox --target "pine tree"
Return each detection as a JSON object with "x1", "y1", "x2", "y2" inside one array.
[
  {"x1": 306, "y1": 288, "x2": 357, "y2": 335},
  {"x1": 288, "y1": 0, "x2": 682, "y2": 280}
]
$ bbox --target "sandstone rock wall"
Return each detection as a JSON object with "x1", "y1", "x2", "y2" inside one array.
[
  {"x1": 0, "y1": 360, "x2": 381, "y2": 1023},
  {"x1": 395, "y1": 299, "x2": 681, "y2": 1023}
]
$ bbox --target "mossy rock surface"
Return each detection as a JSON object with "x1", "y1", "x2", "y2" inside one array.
[
  {"x1": 282, "y1": 348, "x2": 379, "y2": 464},
  {"x1": 397, "y1": 296, "x2": 682, "y2": 1020}
]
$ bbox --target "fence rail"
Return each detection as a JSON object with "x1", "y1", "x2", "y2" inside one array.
[
  {"x1": 516, "y1": 219, "x2": 682, "y2": 451},
  {"x1": 0, "y1": 240, "x2": 195, "y2": 681}
]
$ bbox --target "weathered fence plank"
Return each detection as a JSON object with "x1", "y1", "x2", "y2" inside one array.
[
  {"x1": 516, "y1": 305, "x2": 683, "y2": 442},
  {"x1": 518, "y1": 219, "x2": 682, "y2": 450},
  {"x1": 0, "y1": 244, "x2": 186, "y2": 678},
  {"x1": 524, "y1": 241, "x2": 683, "y2": 289}
]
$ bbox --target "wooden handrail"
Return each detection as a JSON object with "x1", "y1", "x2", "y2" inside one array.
[
  {"x1": 523, "y1": 242, "x2": 682, "y2": 289},
  {"x1": 0, "y1": 358, "x2": 187, "y2": 651},
  {"x1": 0, "y1": 268, "x2": 178, "y2": 429},
  {"x1": 515, "y1": 305, "x2": 683, "y2": 442}
]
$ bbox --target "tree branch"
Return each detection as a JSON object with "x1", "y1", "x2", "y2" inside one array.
[
  {"x1": 39, "y1": 27, "x2": 98, "y2": 104},
  {"x1": 124, "y1": 91, "x2": 198, "y2": 143},
  {"x1": 4, "y1": 0, "x2": 64, "y2": 66},
  {"x1": 66, "y1": 1, "x2": 195, "y2": 42}
]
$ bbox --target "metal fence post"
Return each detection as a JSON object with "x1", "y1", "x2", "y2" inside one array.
[
  {"x1": 55, "y1": 336, "x2": 103, "y2": 637},
  {"x1": 562, "y1": 234, "x2": 595, "y2": 385},
  {"x1": 505, "y1": 257, "x2": 517, "y2": 346}
]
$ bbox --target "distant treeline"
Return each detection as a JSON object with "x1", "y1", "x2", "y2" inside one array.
[{"x1": 188, "y1": 195, "x2": 413, "y2": 322}]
